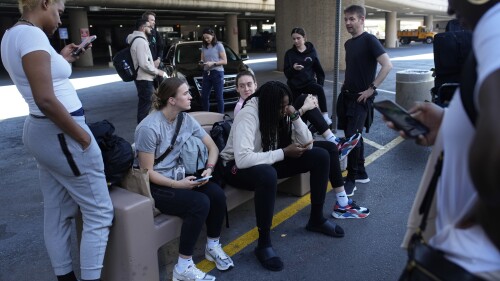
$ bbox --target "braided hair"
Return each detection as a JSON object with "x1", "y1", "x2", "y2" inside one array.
[{"x1": 246, "y1": 81, "x2": 293, "y2": 152}]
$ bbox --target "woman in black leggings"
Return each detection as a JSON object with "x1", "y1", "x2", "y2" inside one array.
[{"x1": 220, "y1": 81, "x2": 344, "y2": 272}]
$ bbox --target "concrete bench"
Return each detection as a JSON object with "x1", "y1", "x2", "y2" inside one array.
[{"x1": 100, "y1": 112, "x2": 310, "y2": 281}]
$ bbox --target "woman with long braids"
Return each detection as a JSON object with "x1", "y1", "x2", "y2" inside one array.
[
  {"x1": 135, "y1": 77, "x2": 234, "y2": 281},
  {"x1": 220, "y1": 81, "x2": 345, "y2": 272}
]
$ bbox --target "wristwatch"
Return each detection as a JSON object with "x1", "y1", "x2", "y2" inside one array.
[{"x1": 369, "y1": 83, "x2": 377, "y2": 90}]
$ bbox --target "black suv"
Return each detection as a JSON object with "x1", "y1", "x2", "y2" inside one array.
[{"x1": 163, "y1": 41, "x2": 251, "y2": 110}]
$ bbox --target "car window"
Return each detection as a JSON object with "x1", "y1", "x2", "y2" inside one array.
[
  {"x1": 176, "y1": 45, "x2": 201, "y2": 64},
  {"x1": 224, "y1": 45, "x2": 238, "y2": 62},
  {"x1": 165, "y1": 46, "x2": 175, "y2": 64}
]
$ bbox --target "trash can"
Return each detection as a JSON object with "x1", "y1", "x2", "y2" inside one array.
[{"x1": 395, "y1": 69, "x2": 433, "y2": 110}]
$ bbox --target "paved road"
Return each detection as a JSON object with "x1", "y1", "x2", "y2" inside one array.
[{"x1": 0, "y1": 42, "x2": 435, "y2": 281}]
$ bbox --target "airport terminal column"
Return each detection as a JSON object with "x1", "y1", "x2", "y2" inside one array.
[
  {"x1": 238, "y1": 20, "x2": 250, "y2": 54},
  {"x1": 424, "y1": 15, "x2": 434, "y2": 31},
  {"x1": 68, "y1": 9, "x2": 94, "y2": 67},
  {"x1": 225, "y1": 14, "x2": 239, "y2": 57},
  {"x1": 385, "y1": 11, "x2": 397, "y2": 48}
]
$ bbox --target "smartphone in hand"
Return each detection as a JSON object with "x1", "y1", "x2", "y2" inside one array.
[
  {"x1": 72, "y1": 35, "x2": 97, "y2": 57},
  {"x1": 373, "y1": 99, "x2": 429, "y2": 138},
  {"x1": 193, "y1": 175, "x2": 212, "y2": 183}
]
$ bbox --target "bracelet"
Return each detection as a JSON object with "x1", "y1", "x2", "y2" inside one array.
[
  {"x1": 206, "y1": 164, "x2": 215, "y2": 171},
  {"x1": 290, "y1": 110, "x2": 300, "y2": 121}
]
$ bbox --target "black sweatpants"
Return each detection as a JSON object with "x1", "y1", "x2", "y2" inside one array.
[
  {"x1": 289, "y1": 83, "x2": 328, "y2": 113},
  {"x1": 222, "y1": 147, "x2": 330, "y2": 245},
  {"x1": 150, "y1": 181, "x2": 226, "y2": 256},
  {"x1": 294, "y1": 94, "x2": 330, "y2": 134}
]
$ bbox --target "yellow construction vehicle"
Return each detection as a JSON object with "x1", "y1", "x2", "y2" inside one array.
[{"x1": 397, "y1": 26, "x2": 436, "y2": 45}]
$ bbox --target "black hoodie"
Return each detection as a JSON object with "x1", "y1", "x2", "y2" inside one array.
[{"x1": 284, "y1": 41, "x2": 325, "y2": 89}]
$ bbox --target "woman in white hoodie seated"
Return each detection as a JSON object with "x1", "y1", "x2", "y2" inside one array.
[{"x1": 220, "y1": 81, "x2": 345, "y2": 272}]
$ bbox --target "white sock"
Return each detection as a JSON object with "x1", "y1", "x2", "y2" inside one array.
[
  {"x1": 176, "y1": 256, "x2": 194, "y2": 273},
  {"x1": 207, "y1": 237, "x2": 220, "y2": 249},
  {"x1": 322, "y1": 113, "x2": 332, "y2": 125},
  {"x1": 325, "y1": 132, "x2": 338, "y2": 145},
  {"x1": 336, "y1": 191, "x2": 348, "y2": 207}
]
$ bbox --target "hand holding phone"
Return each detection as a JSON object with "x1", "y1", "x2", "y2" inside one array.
[
  {"x1": 72, "y1": 35, "x2": 97, "y2": 57},
  {"x1": 193, "y1": 175, "x2": 212, "y2": 183},
  {"x1": 373, "y1": 99, "x2": 429, "y2": 138}
]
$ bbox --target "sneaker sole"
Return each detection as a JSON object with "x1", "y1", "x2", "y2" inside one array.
[
  {"x1": 205, "y1": 253, "x2": 234, "y2": 271},
  {"x1": 355, "y1": 178, "x2": 370, "y2": 184},
  {"x1": 331, "y1": 211, "x2": 370, "y2": 219}
]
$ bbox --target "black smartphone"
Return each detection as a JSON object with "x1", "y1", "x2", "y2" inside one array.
[
  {"x1": 373, "y1": 99, "x2": 429, "y2": 138},
  {"x1": 71, "y1": 35, "x2": 97, "y2": 56}
]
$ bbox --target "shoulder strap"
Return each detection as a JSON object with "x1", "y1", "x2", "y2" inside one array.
[
  {"x1": 459, "y1": 52, "x2": 478, "y2": 127},
  {"x1": 154, "y1": 113, "x2": 184, "y2": 165},
  {"x1": 417, "y1": 152, "x2": 444, "y2": 233}
]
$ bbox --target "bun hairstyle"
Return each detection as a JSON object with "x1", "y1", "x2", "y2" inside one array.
[
  {"x1": 290, "y1": 27, "x2": 306, "y2": 37},
  {"x1": 151, "y1": 77, "x2": 186, "y2": 111},
  {"x1": 202, "y1": 27, "x2": 218, "y2": 47}
]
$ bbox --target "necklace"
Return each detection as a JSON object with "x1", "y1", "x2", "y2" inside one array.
[{"x1": 18, "y1": 18, "x2": 36, "y2": 27}]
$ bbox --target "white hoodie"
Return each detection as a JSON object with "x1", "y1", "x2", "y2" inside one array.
[
  {"x1": 220, "y1": 97, "x2": 313, "y2": 169},
  {"x1": 126, "y1": 31, "x2": 159, "y2": 81}
]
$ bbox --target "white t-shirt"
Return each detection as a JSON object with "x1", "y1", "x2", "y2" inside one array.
[
  {"x1": 429, "y1": 3, "x2": 500, "y2": 273},
  {"x1": 1, "y1": 25, "x2": 82, "y2": 116}
]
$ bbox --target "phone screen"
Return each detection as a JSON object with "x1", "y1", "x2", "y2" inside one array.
[
  {"x1": 72, "y1": 35, "x2": 97, "y2": 56},
  {"x1": 194, "y1": 176, "x2": 212, "y2": 182},
  {"x1": 373, "y1": 100, "x2": 429, "y2": 138}
]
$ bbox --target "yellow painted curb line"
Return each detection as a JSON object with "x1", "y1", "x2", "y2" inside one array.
[{"x1": 198, "y1": 136, "x2": 404, "y2": 272}]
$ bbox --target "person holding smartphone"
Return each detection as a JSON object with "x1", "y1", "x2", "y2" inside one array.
[
  {"x1": 200, "y1": 27, "x2": 227, "y2": 113},
  {"x1": 284, "y1": 27, "x2": 331, "y2": 127},
  {"x1": 135, "y1": 78, "x2": 233, "y2": 281},
  {"x1": 0, "y1": 1, "x2": 113, "y2": 281},
  {"x1": 220, "y1": 81, "x2": 346, "y2": 272},
  {"x1": 385, "y1": 1, "x2": 500, "y2": 279}
]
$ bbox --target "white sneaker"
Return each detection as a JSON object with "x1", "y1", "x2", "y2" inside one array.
[
  {"x1": 172, "y1": 264, "x2": 216, "y2": 281},
  {"x1": 205, "y1": 243, "x2": 235, "y2": 271}
]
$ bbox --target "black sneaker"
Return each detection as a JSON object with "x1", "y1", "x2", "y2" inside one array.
[
  {"x1": 355, "y1": 172, "x2": 370, "y2": 183},
  {"x1": 344, "y1": 180, "x2": 357, "y2": 197}
]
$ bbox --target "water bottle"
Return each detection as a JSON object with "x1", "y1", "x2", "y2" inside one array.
[
  {"x1": 122, "y1": 60, "x2": 134, "y2": 77},
  {"x1": 174, "y1": 159, "x2": 185, "y2": 181}
]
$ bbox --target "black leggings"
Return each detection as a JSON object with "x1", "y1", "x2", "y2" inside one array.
[
  {"x1": 314, "y1": 141, "x2": 344, "y2": 188},
  {"x1": 294, "y1": 94, "x2": 330, "y2": 135},
  {"x1": 289, "y1": 83, "x2": 328, "y2": 113},
  {"x1": 222, "y1": 147, "x2": 329, "y2": 233},
  {"x1": 150, "y1": 181, "x2": 226, "y2": 256}
]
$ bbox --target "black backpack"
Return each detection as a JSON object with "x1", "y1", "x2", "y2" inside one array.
[
  {"x1": 210, "y1": 114, "x2": 233, "y2": 152},
  {"x1": 112, "y1": 36, "x2": 145, "y2": 82},
  {"x1": 88, "y1": 120, "x2": 134, "y2": 186}
]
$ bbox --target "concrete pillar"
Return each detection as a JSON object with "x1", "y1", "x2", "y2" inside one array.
[
  {"x1": 225, "y1": 14, "x2": 239, "y2": 56},
  {"x1": 385, "y1": 11, "x2": 397, "y2": 48},
  {"x1": 396, "y1": 69, "x2": 433, "y2": 110},
  {"x1": 397, "y1": 19, "x2": 401, "y2": 31},
  {"x1": 424, "y1": 15, "x2": 434, "y2": 31},
  {"x1": 68, "y1": 9, "x2": 93, "y2": 67},
  {"x1": 238, "y1": 20, "x2": 249, "y2": 54},
  {"x1": 256, "y1": 21, "x2": 263, "y2": 34}
]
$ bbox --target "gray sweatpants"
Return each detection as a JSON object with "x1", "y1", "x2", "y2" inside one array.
[{"x1": 23, "y1": 116, "x2": 114, "y2": 280}]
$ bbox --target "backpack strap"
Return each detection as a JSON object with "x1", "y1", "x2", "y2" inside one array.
[
  {"x1": 129, "y1": 36, "x2": 147, "y2": 73},
  {"x1": 459, "y1": 52, "x2": 478, "y2": 127},
  {"x1": 154, "y1": 113, "x2": 184, "y2": 165}
]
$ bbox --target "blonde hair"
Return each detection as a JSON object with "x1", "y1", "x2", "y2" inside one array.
[
  {"x1": 18, "y1": 0, "x2": 65, "y2": 13},
  {"x1": 151, "y1": 77, "x2": 187, "y2": 111}
]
